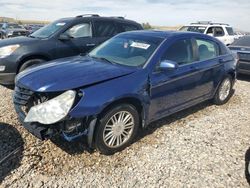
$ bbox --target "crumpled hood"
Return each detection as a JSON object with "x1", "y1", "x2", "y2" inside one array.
[{"x1": 16, "y1": 56, "x2": 137, "y2": 92}]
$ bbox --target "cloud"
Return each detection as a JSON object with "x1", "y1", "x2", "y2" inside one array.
[{"x1": 0, "y1": 0, "x2": 249, "y2": 31}]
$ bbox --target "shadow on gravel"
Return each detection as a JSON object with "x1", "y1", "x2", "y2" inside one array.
[
  {"x1": 136, "y1": 101, "x2": 212, "y2": 143},
  {"x1": 245, "y1": 147, "x2": 250, "y2": 185},
  {"x1": 0, "y1": 123, "x2": 24, "y2": 184},
  {"x1": 237, "y1": 74, "x2": 250, "y2": 82},
  {"x1": 50, "y1": 135, "x2": 92, "y2": 155}
]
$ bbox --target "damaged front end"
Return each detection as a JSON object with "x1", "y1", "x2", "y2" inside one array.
[{"x1": 13, "y1": 83, "x2": 97, "y2": 147}]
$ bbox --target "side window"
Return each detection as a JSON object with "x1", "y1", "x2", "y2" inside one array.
[
  {"x1": 65, "y1": 23, "x2": 92, "y2": 38},
  {"x1": 214, "y1": 27, "x2": 224, "y2": 37},
  {"x1": 162, "y1": 39, "x2": 194, "y2": 66},
  {"x1": 206, "y1": 27, "x2": 214, "y2": 34},
  {"x1": 196, "y1": 39, "x2": 219, "y2": 61},
  {"x1": 95, "y1": 21, "x2": 118, "y2": 37},
  {"x1": 121, "y1": 24, "x2": 140, "y2": 32},
  {"x1": 206, "y1": 27, "x2": 224, "y2": 37}
]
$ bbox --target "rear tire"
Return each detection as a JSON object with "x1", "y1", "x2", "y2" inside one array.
[
  {"x1": 95, "y1": 104, "x2": 139, "y2": 155},
  {"x1": 19, "y1": 59, "x2": 46, "y2": 73},
  {"x1": 213, "y1": 75, "x2": 233, "y2": 105}
]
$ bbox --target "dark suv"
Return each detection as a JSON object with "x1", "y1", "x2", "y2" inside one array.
[
  {"x1": 0, "y1": 15, "x2": 142, "y2": 88},
  {"x1": 0, "y1": 23, "x2": 28, "y2": 39}
]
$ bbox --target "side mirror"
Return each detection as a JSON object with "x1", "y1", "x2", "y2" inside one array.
[
  {"x1": 58, "y1": 33, "x2": 71, "y2": 41},
  {"x1": 159, "y1": 60, "x2": 178, "y2": 71}
]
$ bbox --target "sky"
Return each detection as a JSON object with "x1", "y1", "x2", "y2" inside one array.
[{"x1": 0, "y1": 0, "x2": 250, "y2": 31}]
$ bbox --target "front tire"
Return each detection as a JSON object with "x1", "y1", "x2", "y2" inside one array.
[
  {"x1": 213, "y1": 75, "x2": 233, "y2": 105},
  {"x1": 19, "y1": 59, "x2": 46, "y2": 73},
  {"x1": 95, "y1": 104, "x2": 140, "y2": 155}
]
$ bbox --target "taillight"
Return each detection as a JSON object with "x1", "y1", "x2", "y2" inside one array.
[
  {"x1": 232, "y1": 51, "x2": 239, "y2": 67},
  {"x1": 236, "y1": 53, "x2": 239, "y2": 65}
]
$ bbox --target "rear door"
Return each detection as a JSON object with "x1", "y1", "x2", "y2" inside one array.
[
  {"x1": 56, "y1": 22, "x2": 96, "y2": 58},
  {"x1": 190, "y1": 38, "x2": 223, "y2": 98},
  {"x1": 92, "y1": 20, "x2": 119, "y2": 45}
]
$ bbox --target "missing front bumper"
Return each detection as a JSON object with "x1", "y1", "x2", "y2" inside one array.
[
  {"x1": 22, "y1": 122, "x2": 54, "y2": 140},
  {"x1": 21, "y1": 117, "x2": 97, "y2": 148}
]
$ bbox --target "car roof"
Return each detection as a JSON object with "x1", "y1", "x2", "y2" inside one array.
[
  {"x1": 184, "y1": 24, "x2": 232, "y2": 27},
  {"x1": 57, "y1": 15, "x2": 141, "y2": 25},
  {"x1": 121, "y1": 30, "x2": 210, "y2": 39}
]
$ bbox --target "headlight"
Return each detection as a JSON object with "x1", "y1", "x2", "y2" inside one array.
[
  {"x1": 24, "y1": 90, "x2": 76, "y2": 124},
  {"x1": 0, "y1": 44, "x2": 20, "y2": 58},
  {"x1": 7, "y1": 31, "x2": 13, "y2": 35}
]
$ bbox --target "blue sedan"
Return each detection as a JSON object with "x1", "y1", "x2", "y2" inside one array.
[{"x1": 13, "y1": 31, "x2": 236, "y2": 155}]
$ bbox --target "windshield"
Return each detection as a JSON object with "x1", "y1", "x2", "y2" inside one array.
[
  {"x1": 7, "y1": 23, "x2": 23, "y2": 29},
  {"x1": 232, "y1": 36, "x2": 250, "y2": 47},
  {"x1": 180, "y1": 26, "x2": 206, "y2": 33},
  {"x1": 30, "y1": 20, "x2": 67, "y2": 39},
  {"x1": 226, "y1": 27, "x2": 234, "y2": 36},
  {"x1": 88, "y1": 34, "x2": 163, "y2": 67}
]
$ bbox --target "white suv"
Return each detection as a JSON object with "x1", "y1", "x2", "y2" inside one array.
[{"x1": 180, "y1": 22, "x2": 236, "y2": 46}]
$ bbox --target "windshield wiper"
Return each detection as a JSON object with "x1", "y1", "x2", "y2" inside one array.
[
  {"x1": 90, "y1": 56, "x2": 116, "y2": 65},
  {"x1": 99, "y1": 57, "x2": 115, "y2": 65}
]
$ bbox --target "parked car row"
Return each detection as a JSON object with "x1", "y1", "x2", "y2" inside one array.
[
  {"x1": 0, "y1": 22, "x2": 29, "y2": 39},
  {"x1": 24, "y1": 24, "x2": 45, "y2": 34},
  {"x1": 229, "y1": 35, "x2": 250, "y2": 75},
  {"x1": 0, "y1": 15, "x2": 246, "y2": 155},
  {"x1": 0, "y1": 22, "x2": 46, "y2": 39}
]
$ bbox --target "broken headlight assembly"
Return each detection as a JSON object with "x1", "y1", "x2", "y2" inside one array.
[{"x1": 24, "y1": 90, "x2": 77, "y2": 124}]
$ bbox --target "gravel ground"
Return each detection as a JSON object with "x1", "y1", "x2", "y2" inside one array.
[{"x1": 0, "y1": 76, "x2": 250, "y2": 187}]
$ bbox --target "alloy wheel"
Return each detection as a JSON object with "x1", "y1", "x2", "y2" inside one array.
[
  {"x1": 103, "y1": 111, "x2": 135, "y2": 148},
  {"x1": 219, "y1": 78, "x2": 231, "y2": 101}
]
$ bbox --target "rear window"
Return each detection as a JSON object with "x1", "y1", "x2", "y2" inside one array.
[
  {"x1": 232, "y1": 36, "x2": 250, "y2": 47},
  {"x1": 120, "y1": 24, "x2": 140, "y2": 32},
  {"x1": 95, "y1": 21, "x2": 118, "y2": 37},
  {"x1": 226, "y1": 27, "x2": 234, "y2": 36},
  {"x1": 196, "y1": 39, "x2": 219, "y2": 61},
  {"x1": 180, "y1": 26, "x2": 206, "y2": 33}
]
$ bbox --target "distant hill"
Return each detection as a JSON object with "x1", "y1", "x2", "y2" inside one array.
[
  {"x1": 0, "y1": 17, "x2": 15, "y2": 22},
  {"x1": 153, "y1": 25, "x2": 182, "y2": 31},
  {"x1": 0, "y1": 16, "x2": 49, "y2": 24}
]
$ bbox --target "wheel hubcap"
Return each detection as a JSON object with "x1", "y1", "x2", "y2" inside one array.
[
  {"x1": 103, "y1": 111, "x2": 134, "y2": 148},
  {"x1": 219, "y1": 78, "x2": 231, "y2": 101}
]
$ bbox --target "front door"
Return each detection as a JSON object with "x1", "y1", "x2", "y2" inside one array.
[
  {"x1": 56, "y1": 22, "x2": 97, "y2": 58},
  {"x1": 149, "y1": 38, "x2": 200, "y2": 121}
]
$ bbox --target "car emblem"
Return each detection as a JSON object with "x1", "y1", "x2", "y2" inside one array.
[{"x1": 18, "y1": 32, "x2": 21, "y2": 35}]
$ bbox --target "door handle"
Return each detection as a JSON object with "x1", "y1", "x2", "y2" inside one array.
[
  {"x1": 219, "y1": 58, "x2": 227, "y2": 63},
  {"x1": 190, "y1": 66, "x2": 198, "y2": 71},
  {"x1": 86, "y1": 43, "x2": 96, "y2": 47}
]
